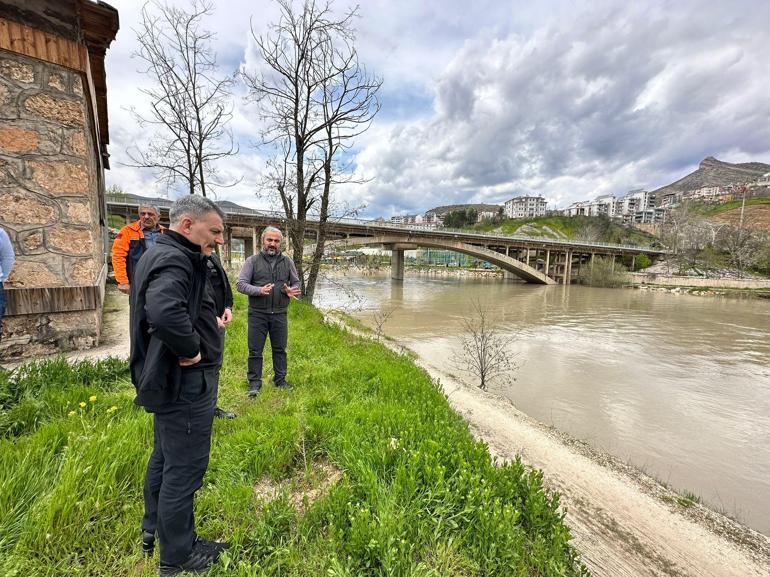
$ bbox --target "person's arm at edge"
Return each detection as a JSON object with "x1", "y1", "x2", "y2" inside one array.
[
  {"x1": 0, "y1": 229, "x2": 15, "y2": 282},
  {"x1": 111, "y1": 227, "x2": 130, "y2": 286}
]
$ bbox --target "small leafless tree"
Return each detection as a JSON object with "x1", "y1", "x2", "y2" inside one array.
[
  {"x1": 454, "y1": 301, "x2": 518, "y2": 391},
  {"x1": 243, "y1": 0, "x2": 381, "y2": 303},
  {"x1": 127, "y1": 0, "x2": 238, "y2": 197},
  {"x1": 371, "y1": 306, "x2": 396, "y2": 341}
]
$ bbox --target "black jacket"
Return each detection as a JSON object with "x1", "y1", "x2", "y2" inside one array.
[
  {"x1": 207, "y1": 253, "x2": 233, "y2": 315},
  {"x1": 129, "y1": 230, "x2": 210, "y2": 409}
]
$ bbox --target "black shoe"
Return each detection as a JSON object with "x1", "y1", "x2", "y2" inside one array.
[
  {"x1": 213, "y1": 407, "x2": 236, "y2": 419},
  {"x1": 196, "y1": 537, "x2": 230, "y2": 553},
  {"x1": 247, "y1": 382, "x2": 262, "y2": 398},
  {"x1": 158, "y1": 539, "x2": 220, "y2": 576},
  {"x1": 142, "y1": 530, "x2": 155, "y2": 556},
  {"x1": 275, "y1": 381, "x2": 293, "y2": 389}
]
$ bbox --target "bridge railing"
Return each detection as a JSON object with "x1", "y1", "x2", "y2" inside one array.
[{"x1": 106, "y1": 194, "x2": 665, "y2": 253}]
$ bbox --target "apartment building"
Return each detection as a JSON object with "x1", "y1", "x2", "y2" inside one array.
[{"x1": 504, "y1": 195, "x2": 548, "y2": 218}]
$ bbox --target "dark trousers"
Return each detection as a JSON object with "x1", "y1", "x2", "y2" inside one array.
[
  {"x1": 0, "y1": 282, "x2": 5, "y2": 344},
  {"x1": 141, "y1": 368, "x2": 218, "y2": 565},
  {"x1": 247, "y1": 312, "x2": 288, "y2": 386}
]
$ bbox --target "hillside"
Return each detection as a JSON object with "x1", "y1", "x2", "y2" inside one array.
[
  {"x1": 472, "y1": 215, "x2": 656, "y2": 246},
  {"x1": 652, "y1": 157, "x2": 770, "y2": 202},
  {"x1": 426, "y1": 203, "x2": 502, "y2": 216}
]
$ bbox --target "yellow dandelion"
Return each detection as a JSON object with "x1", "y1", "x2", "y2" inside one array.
[
  {"x1": 106, "y1": 406, "x2": 118, "y2": 414},
  {"x1": 89, "y1": 395, "x2": 97, "y2": 402},
  {"x1": 68, "y1": 410, "x2": 77, "y2": 417},
  {"x1": 79, "y1": 402, "x2": 86, "y2": 408}
]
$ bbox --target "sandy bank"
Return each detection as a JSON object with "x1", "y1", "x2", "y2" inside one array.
[{"x1": 325, "y1": 312, "x2": 770, "y2": 577}]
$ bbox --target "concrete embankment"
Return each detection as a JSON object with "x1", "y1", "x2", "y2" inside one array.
[{"x1": 627, "y1": 273, "x2": 770, "y2": 290}]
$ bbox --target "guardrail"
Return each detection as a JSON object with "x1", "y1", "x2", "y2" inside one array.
[{"x1": 106, "y1": 194, "x2": 666, "y2": 254}]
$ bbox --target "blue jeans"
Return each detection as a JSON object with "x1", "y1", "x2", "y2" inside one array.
[{"x1": 0, "y1": 281, "x2": 5, "y2": 344}]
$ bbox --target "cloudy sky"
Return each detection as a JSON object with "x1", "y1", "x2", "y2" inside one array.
[{"x1": 103, "y1": 0, "x2": 770, "y2": 218}]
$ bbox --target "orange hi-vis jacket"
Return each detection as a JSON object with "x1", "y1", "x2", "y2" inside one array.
[{"x1": 111, "y1": 220, "x2": 165, "y2": 285}]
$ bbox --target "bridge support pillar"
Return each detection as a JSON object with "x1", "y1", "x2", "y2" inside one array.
[{"x1": 391, "y1": 249, "x2": 404, "y2": 280}]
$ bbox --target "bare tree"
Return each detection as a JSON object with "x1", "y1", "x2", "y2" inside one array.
[
  {"x1": 127, "y1": 0, "x2": 238, "y2": 197},
  {"x1": 454, "y1": 301, "x2": 518, "y2": 391},
  {"x1": 243, "y1": 0, "x2": 381, "y2": 302},
  {"x1": 717, "y1": 222, "x2": 762, "y2": 275},
  {"x1": 660, "y1": 203, "x2": 712, "y2": 274},
  {"x1": 371, "y1": 306, "x2": 396, "y2": 341}
]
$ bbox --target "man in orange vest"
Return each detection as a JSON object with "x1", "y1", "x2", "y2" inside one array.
[{"x1": 112, "y1": 204, "x2": 164, "y2": 294}]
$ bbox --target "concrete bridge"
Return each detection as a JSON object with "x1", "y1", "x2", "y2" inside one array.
[{"x1": 107, "y1": 194, "x2": 666, "y2": 285}]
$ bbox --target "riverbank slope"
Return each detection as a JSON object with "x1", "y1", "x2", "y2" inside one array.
[{"x1": 328, "y1": 311, "x2": 770, "y2": 577}]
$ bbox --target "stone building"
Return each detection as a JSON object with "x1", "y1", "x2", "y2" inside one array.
[{"x1": 0, "y1": 1, "x2": 119, "y2": 358}]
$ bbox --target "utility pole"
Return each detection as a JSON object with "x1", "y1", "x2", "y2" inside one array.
[{"x1": 739, "y1": 185, "x2": 747, "y2": 229}]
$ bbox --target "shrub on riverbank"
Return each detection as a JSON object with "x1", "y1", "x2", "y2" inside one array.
[
  {"x1": 0, "y1": 297, "x2": 587, "y2": 576},
  {"x1": 576, "y1": 257, "x2": 629, "y2": 288}
]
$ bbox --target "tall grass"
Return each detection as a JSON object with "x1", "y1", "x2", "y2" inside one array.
[{"x1": 0, "y1": 294, "x2": 587, "y2": 576}]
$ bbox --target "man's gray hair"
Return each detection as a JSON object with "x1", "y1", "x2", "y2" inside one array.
[
  {"x1": 261, "y1": 226, "x2": 283, "y2": 240},
  {"x1": 138, "y1": 203, "x2": 161, "y2": 216},
  {"x1": 169, "y1": 195, "x2": 225, "y2": 224}
]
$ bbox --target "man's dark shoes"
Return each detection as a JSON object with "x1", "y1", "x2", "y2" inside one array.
[
  {"x1": 275, "y1": 381, "x2": 293, "y2": 390},
  {"x1": 142, "y1": 530, "x2": 155, "y2": 555},
  {"x1": 196, "y1": 537, "x2": 230, "y2": 553},
  {"x1": 158, "y1": 538, "x2": 221, "y2": 576},
  {"x1": 213, "y1": 406, "x2": 236, "y2": 419},
  {"x1": 247, "y1": 382, "x2": 262, "y2": 398}
]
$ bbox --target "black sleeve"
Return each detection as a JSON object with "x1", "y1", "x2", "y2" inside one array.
[
  {"x1": 225, "y1": 272, "x2": 234, "y2": 309},
  {"x1": 144, "y1": 257, "x2": 200, "y2": 359}
]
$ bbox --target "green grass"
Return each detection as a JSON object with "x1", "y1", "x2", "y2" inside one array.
[
  {"x1": 693, "y1": 197, "x2": 770, "y2": 217},
  {"x1": 0, "y1": 294, "x2": 587, "y2": 576}
]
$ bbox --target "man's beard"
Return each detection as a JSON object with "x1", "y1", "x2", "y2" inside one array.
[{"x1": 266, "y1": 248, "x2": 277, "y2": 256}]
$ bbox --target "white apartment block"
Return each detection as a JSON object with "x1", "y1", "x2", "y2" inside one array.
[{"x1": 504, "y1": 195, "x2": 548, "y2": 218}]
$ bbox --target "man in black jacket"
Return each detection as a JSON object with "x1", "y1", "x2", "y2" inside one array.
[
  {"x1": 236, "y1": 226, "x2": 301, "y2": 397},
  {"x1": 130, "y1": 195, "x2": 227, "y2": 576}
]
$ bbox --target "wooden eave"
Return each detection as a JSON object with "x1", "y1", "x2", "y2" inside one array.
[{"x1": 79, "y1": 0, "x2": 119, "y2": 164}]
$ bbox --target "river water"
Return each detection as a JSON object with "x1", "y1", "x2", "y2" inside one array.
[{"x1": 314, "y1": 271, "x2": 770, "y2": 536}]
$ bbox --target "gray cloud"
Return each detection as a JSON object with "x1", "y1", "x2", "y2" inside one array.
[
  {"x1": 348, "y1": 1, "x2": 770, "y2": 217},
  {"x1": 104, "y1": 0, "x2": 770, "y2": 219}
]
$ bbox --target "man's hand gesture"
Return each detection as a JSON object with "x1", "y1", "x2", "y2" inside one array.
[{"x1": 283, "y1": 284, "x2": 301, "y2": 299}]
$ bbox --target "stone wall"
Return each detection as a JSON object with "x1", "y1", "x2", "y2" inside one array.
[
  {"x1": 628, "y1": 273, "x2": 770, "y2": 289},
  {"x1": 0, "y1": 49, "x2": 105, "y2": 357}
]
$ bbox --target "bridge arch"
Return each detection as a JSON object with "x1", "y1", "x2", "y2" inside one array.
[{"x1": 313, "y1": 235, "x2": 557, "y2": 284}]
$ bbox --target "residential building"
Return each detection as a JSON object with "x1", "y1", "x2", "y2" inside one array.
[{"x1": 504, "y1": 195, "x2": 547, "y2": 218}]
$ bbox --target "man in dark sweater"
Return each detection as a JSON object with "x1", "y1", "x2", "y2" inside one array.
[
  {"x1": 236, "y1": 226, "x2": 301, "y2": 397},
  {"x1": 130, "y1": 195, "x2": 228, "y2": 576}
]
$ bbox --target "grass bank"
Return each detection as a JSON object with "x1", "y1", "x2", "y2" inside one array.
[{"x1": 0, "y1": 294, "x2": 586, "y2": 576}]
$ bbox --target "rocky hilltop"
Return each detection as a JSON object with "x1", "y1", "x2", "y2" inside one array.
[{"x1": 653, "y1": 156, "x2": 770, "y2": 202}]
